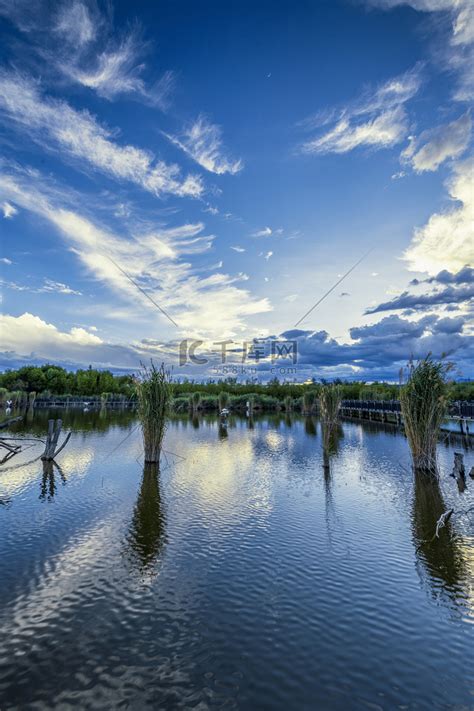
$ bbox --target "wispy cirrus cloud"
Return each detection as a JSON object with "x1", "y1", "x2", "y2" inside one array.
[
  {"x1": 0, "y1": 0, "x2": 174, "y2": 108},
  {"x1": 365, "y1": 0, "x2": 474, "y2": 101},
  {"x1": 0, "y1": 165, "x2": 272, "y2": 340},
  {"x1": 251, "y1": 226, "x2": 273, "y2": 237},
  {"x1": 300, "y1": 64, "x2": 423, "y2": 155},
  {"x1": 0, "y1": 71, "x2": 202, "y2": 199},
  {"x1": 402, "y1": 110, "x2": 472, "y2": 172},
  {"x1": 165, "y1": 115, "x2": 243, "y2": 175},
  {"x1": 1, "y1": 277, "x2": 82, "y2": 296}
]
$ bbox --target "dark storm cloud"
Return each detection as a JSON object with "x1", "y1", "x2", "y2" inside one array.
[{"x1": 365, "y1": 284, "x2": 473, "y2": 314}]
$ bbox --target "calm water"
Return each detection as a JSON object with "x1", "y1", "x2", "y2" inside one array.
[{"x1": 0, "y1": 410, "x2": 473, "y2": 710}]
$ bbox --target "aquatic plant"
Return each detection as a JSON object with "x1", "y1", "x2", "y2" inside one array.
[
  {"x1": 400, "y1": 356, "x2": 450, "y2": 474},
  {"x1": 218, "y1": 391, "x2": 229, "y2": 411},
  {"x1": 302, "y1": 390, "x2": 316, "y2": 415},
  {"x1": 136, "y1": 362, "x2": 172, "y2": 463},
  {"x1": 191, "y1": 391, "x2": 201, "y2": 413},
  {"x1": 319, "y1": 384, "x2": 341, "y2": 427},
  {"x1": 319, "y1": 385, "x2": 342, "y2": 469}
]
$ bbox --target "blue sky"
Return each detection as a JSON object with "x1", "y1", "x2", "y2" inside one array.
[{"x1": 0, "y1": 0, "x2": 472, "y2": 380}]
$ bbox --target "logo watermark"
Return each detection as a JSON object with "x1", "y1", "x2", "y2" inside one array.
[{"x1": 179, "y1": 337, "x2": 298, "y2": 370}]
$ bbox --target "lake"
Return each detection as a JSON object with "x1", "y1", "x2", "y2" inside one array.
[{"x1": 0, "y1": 410, "x2": 473, "y2": 710}]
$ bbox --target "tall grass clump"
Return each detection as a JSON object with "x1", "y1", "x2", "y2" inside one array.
[
  {"x1": 218, "y1": 391, "x2": 229, "y2": 411},
  {"x1": 136, "y1": 363, "x2": 172, "y2": 463},
  {"x1": 319, "y1": 384, "x2": 342, "y2": 462},
  {"x1": 302, "y1": 390, "x2": 316, "y2": 415},
  {"x1": 400, "y1": 356, "x2": 450, "y2": 474},
  {"x1": 319, "y1": 384, "x2": 341, "y2": 428},
  {"x1": 191, "y1": 391, "x2": 201, "y2": 413}
]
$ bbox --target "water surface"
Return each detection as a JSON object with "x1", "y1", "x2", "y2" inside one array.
[{"x1": 1, "y1": 410, "x2": 473, "y2": 709}]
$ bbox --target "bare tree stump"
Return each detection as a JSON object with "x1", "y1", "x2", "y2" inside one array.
[{"x1": 41, "y1": 419, "x2": 71, "y2": 461}]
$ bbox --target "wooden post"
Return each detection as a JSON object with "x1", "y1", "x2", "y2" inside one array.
[
  {"x1": 42, "y1": 419, "x2": 71, "y2": 461},
  {"x1": 451, "y1": 452, "x2": 466, "y2": 492}
]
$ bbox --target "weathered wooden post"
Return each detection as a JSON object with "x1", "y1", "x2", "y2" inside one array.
[
  {"x1": 41, "y1": 419, "x2": 71, "y2": 461},
  {"x1": 451, "y1": 452, "x2": 466, "y2": 491}
]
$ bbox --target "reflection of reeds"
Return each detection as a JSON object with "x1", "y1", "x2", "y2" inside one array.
[
  {"x1": 127, "y1": 463, "x2": 165, "y2": 574},
  {"x1": 412, "y1": 471, "x2": 464, "y2": 598},
  {"x1": 400, "y1": 357, "x2": 449, "y2": 474},
  {"x1": 136, "y1": 363, "x2": 171, "y2": 463},
  {"x1": 304, "y1": 416, "x2": 317, "y2": 437}
]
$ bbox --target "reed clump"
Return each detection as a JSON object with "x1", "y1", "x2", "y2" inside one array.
[
  {"x1": 218, "y1": 391, "x2": 229, "y2": 411},
  {"x1": 319, "y1": 384, "x2": 341, "y2": 427},
  {"x1": 400, "y1": 356, "x2": 450, "y2": 474},
  {"x1": 136, "y1": 363, "x2": 172, "y2": 463},
  {"x1": 191, "y1": 391, "x2": 201, "y2": 413},
  {"x1": 302, "y1": 391, "x2": 316, "y2": 415}
]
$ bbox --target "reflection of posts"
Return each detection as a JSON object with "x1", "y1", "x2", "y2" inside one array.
[
  {"x1": 412, "y1": 472, "x2": 465, "y2": 598},
  {"x1": 127, "y1": 463, "x2": 165, "y2": 573},
  {"x1": 40, "y1": 460, "x2": 66, "y2": 501}
]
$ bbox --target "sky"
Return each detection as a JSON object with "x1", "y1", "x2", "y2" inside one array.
[{"x1": 0, "y1": 0, "x2": 472, "y2": 381}]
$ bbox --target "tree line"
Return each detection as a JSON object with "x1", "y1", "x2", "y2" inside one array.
[{"x1": 0, "y1": 364, "x2": 472, "y2": 402}]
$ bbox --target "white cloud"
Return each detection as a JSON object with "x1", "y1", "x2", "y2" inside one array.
[
  {"x1": 0, "y1": 167, "x2": 272, "y2": 340},
  {"x1": 0, "y1": 71, "x2": 202, "y2": 199},
  {"x1": 53, "y1": 0, "x2": 96, "y2": 47},
  {"x1": 300, "y1": 65, "x2": 422, "y2": 155},
  {"x1": 402, "y1": 111, "x2": 472, "y2": 171},
  {"x1": 303, "y1": 106, "x2": 410, "y2": 154},
  {"x1": 251, "y1": 227, "x2": 273, "y2": 237},
  {"x1": 404, "y1": 159, "x2": 474, "y2": 273},
  {"x1": 263, "y1": 251, "x2": 273, "y2": 260},
  {"x1": 2, "y1": 201, "x2": 17, "y2": 218},
  {"x1": 166, "y1": 115, "x2": 242, "y2": 175},
  {"x1": 1, "y1": 277, "x2": 82, "y2": 295},
  {"x1": 366, "y1": 0, "x2": 474, "y2": 101},
  {"x1": 1, "y1": 312, "x2": 102, "y2": 354},
  {"x1": 0, "y1": 257, "x2": 12, "y2": 264},
  {"x1": 0, "y1": 0, "x2": 174, "y2": 108},
  {"x1": 40, "y1": 279, "x2": 82, "y2": 295},
  {"x1": 230, "y1": 246, "x2": 246, "y2": 252}
]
